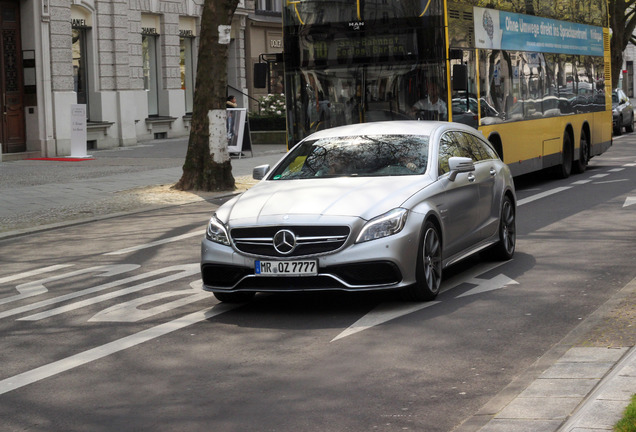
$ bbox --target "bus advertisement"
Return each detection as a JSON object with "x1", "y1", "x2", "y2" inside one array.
[{"x1": 282, "y1": 0, "x2": 612, "y2": 178}]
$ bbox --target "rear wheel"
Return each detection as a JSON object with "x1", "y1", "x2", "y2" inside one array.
[
  {"x1": 214, "y1": 291, "x2": 255, "y2": 303},
  {"x1": 402, "y1": 221, "x2": 442, "y2": 301},
  {"x1": 573, "y1": 131, "x2": 589, "y2": 174},
  {"x1": 626, "y1": 114, "x2": 634, "y2": 133},
  {"x1": 489, "y1": 195, "x2": 516, "y2": 261},
  {"x1": 614, "y1": 116, "x2": 623, "y2": 136}
]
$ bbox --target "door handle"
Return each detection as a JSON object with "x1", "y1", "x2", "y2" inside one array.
[
  {"x1": 490, "y1": 168, "x2": 497, "y2": 176},
  {"x1": 467, "y1": 173, "x2": 475, "y2": 182}
]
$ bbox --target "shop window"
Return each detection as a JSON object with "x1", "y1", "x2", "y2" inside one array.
[
  {"x1": 72, "y1": 27, "x2": 90, "y2": 119},
  {"x1": 142, "y1": 34, "x2": 159, "y2": 116},
  {"x1": 180, "y1": 36, "x2": 195, "y2": 114}
]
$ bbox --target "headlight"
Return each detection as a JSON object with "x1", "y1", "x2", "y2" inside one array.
[
  {"x1": 206, "y1": 215, "x2": 231, "y2": 246},
  {"x1": 356, "y1": 208, "x2": 409, "y2": 243}
]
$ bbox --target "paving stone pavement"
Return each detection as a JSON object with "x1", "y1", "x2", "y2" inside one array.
[{"x1": 1, "y1": 136, "x2": 634, "y2": 431}]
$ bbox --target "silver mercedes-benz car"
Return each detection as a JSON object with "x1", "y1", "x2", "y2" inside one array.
[{"x1": 202, "y1": 121, "x2": 516, "y2": 302}]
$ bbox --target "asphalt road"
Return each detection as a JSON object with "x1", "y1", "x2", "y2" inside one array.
[{"x1": 0, "y1": 137, "x2": 634, "y2": 431}]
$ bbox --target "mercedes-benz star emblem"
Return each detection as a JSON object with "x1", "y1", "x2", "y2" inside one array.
[{"x1": 273, "y1": 229, "x2": 296, "y2": 255}]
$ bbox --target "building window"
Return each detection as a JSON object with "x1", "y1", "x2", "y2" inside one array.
[
  {"x1": 256, "y1": 0, "x2": 282, "y2": 15},
  {"x1": 142, "y1": 34, "x2": 159, "y2": 116},
  {"x1": 180, "y1": 36, "x2": 195, "y2": 114},
  {"x1": 72, "y1": 27, "x2": 90, "y2": 119}
]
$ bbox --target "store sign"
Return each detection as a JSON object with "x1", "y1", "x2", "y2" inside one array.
[
  {"x1": 142, "y1": 27, "x2": 159, "y2": 35},
  {"x1": 71, "y1": 18, "x2": 89, "y2": 28}
]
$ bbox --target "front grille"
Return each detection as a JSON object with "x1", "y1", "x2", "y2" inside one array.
[{"x1": 231, "y1": 225, "x2": 350, "y2": 257}]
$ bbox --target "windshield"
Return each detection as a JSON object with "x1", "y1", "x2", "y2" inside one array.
[{"x1": 270, "y1": 135, "x2": 429, "y2": 179}]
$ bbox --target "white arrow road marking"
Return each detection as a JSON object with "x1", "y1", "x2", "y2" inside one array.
[
  {"x1": 0, "y1": 265, "x2": 138, "y2": 308},
  {"x1": 333, "y1": 262, "x2": 513, "y2": 342},
  {"x1": 19, "y1": 264, "x2": 199, "y2": 321},
  {"x1": 455, "y1": 274, "x2": 519, "y2": 298},
  {"x1": 89, "y1": 281, "x2": 213, "y2": 322},
  {"x1": 0, "y1": 303, "x2": 241, "y2": 396},
  {"x1": 332, "y1": 301, "x2": 440, "y2": 342},
  {"x1": 0, "y1": 265, "x2": 74, "y2": 305},
  {"x1": 0, "y1": 265, "x2": 74, "y2": 286},
  {"x1": 104, "y1": 230, "x2": 205, "y2": 256},
  {"x1": 624, "y1": 197, "x2": 636, "y2": 208}
]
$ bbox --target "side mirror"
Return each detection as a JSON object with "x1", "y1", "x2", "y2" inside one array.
[
  {"x1": 452, "y1": 64, "x2": 468, "y2": 91},
  {"x1": 448, "y1": 157, "x2": 475, "y2": 181},
  {"x1": 252, "y1": 164, "x2": 270, "y2": 180}
]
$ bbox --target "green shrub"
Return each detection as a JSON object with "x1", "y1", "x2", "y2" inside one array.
[{"x1": 249, "y1": 94, "x2": 286, "y2": 131}]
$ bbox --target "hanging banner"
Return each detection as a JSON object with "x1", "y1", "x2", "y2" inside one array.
[{"x1": 474, "y1": 7, "x2": 604, "y2": 57}]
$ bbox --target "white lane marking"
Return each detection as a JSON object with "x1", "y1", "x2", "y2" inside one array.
[
  {"x1": 594, "y1": 179, "x2": 630, "y2": 185},
  {"x1": 624, "y1": 197, "x2": 636, "y2": 208},
  {"x1": 0, "y1": 265, "x2": 138, "y2": 308},
  {"x1": 19, "y1": 264, "x2": 199, "y2": 321},
  {"x1": 0, "y1": 265, "x2": 188, "y2": 321},
  {"x1": 0, "y1": 303, "x2": 241, "y2": 396},
  {"x1": 89, "y1": 281, "x2": 213, "y2": 322},
  {"x1": 590, "y1": 174, "x2": 610, "y2": 179},
  {"x1": 103, "y1": 230, "x2": 205, "y2": 256},
  {"x1": 609, "y1": 168, "x2": 625, "y2": 172},
  {"x1": 331, "y1": 301, "x2": 440, "y2": 342},
  {"x1": 0, "y1": 265, "x2": 73, "y2": 286},
  {"x1": 571, "y1": 180, "x2": 591, "y2": 185},
  {"x1": 517, "y1": 187, "x2": 572, "y2": 206},
  {"x1": 455, "y1": 274, "x2": 519, "y2": 298}
]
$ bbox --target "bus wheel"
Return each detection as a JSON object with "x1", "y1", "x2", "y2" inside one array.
[
  {"x1": 574, "y1": 131, "x2": 589, "y2": 174},
  {"x1": 556, "y1": 133, "x2": 573, "y2": 179}
]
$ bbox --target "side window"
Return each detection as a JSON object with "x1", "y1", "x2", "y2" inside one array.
[
  {"x1": 450, "y1": 132, "x2": 476, "y2": 160},
  {"x1": 469, "y1": 134, "x2": 498, "y2": 160},
  {"x1": 438, "y1": 132, "x2": 461, "y2": 175}
]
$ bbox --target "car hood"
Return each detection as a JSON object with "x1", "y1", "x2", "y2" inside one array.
[{"x1": 217, "y1": 176, "x2": 433, "y2": 226}]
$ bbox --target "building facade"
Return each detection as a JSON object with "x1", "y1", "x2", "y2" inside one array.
[{"x1": 0, "y1": 0, "x2": 281, "y2": 161}]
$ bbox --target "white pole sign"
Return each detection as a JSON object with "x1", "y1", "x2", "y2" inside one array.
[{"x1": 71, "y1": 104, "x2": 88, "y2": 157}]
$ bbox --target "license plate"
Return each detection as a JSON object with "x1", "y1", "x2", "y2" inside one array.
[{"x1": 255, "y1": 260, "x2": 317, "y2": 276}]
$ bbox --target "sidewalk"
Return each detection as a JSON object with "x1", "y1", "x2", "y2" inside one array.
[
  {"x1": 0, "y1": 136, "x2": 634, "y2": 432},
  {"x1": 0, "y1": 137, "x2": 287, "y2": 236}
]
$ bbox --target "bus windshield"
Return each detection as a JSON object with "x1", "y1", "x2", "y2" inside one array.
[{"x1": 283, "y1": 0, "x2": 447, "y2": 144}]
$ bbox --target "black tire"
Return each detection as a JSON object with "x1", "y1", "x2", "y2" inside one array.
[
  {"x1": 626, "y1": 114, "x2": 634, "y2": 133},
  {"x1": 556, "y1": 133, "x2": 573, "y2": 179},
  {"x1": 615, "y1": 116, "x2": 623, "y2": 136},
  {"x1": 489, "y1": 195, "x2": 516, "y2": 261},
  {"x1": 213, "y1": 291, "x2": 255, "y2": 303},
  {"x1": 573, "y1": 131, "x2": 589, "y2": 174},
  {"x1": 402, "y1": 221, "x2": 442, "y2": 301}
]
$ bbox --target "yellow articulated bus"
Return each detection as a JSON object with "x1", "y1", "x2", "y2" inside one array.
[{"x1": 281, "y1": 0, "x2": 612, "y2": 178}]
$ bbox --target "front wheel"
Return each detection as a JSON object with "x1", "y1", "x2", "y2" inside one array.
[
  {"x1": 402, "y1": 221, "x2": 442, "y2": 301},
  {"x1": 489, "y1": 196, "x2": 516, "y2": 261}
]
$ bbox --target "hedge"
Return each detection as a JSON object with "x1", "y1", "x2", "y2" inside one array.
[{"x1": 248, "y1": 115, "x2": 286, "y2": 131}]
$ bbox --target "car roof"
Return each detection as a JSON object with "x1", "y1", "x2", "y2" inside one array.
[{"x1": 303, "y1": 121, "x2": 481, "y2": 141}]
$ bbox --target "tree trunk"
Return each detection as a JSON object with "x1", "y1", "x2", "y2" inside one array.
[{"x1": 175, "y1": 0, "x2": 239, "y2": 191}]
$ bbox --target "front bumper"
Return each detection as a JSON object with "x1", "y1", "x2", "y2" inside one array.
[{"x1": 200, "y1": 219, "x2": 422, "y2": 294}]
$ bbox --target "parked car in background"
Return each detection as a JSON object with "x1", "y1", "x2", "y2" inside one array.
[
  {"x1": 201, "y1": 121, "x2": 517, "y2": 303},
  {"x1": 612, "y1": 89, "x2": 634, "y2": 135}
]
